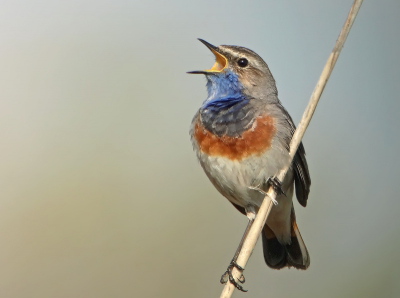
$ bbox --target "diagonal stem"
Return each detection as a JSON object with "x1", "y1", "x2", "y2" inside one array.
[
  {"x1": 220, "y1": 217, "x2": 255, "y2": 292},
  {"x1": 219, "y1": 1, "x2": 364, "y2": 297},
  {"x1": 231, "y1": 217, "x2": 255, "y2": 263}
]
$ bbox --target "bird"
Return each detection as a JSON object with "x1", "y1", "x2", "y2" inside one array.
[{"x1": 188, "y1": 39, "x2": 311, "y2": 291}]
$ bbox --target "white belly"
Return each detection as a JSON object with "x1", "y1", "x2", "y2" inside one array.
[{"x1": 194, "y1": 137, "x2": 291, "y2": 209}]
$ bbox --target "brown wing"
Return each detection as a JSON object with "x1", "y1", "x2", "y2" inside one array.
[
  {"x1": 278, "y1": 104, "x2": 311, "y2": 207},
  {"x1": 293, "y1": 142, "x2": 311, "y2": 207}
]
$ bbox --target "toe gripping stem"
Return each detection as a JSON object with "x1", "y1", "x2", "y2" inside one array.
[
  {"x1": 267, "y1": 176, "x2": 286, "y2": 196},
  {"x1": 220, "y1": 260, "x2": 247, "y2": 292}
]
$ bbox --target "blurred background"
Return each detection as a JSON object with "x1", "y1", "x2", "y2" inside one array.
[{"x1": 0, "y1": 1, "x2": 399, "y2": 297}]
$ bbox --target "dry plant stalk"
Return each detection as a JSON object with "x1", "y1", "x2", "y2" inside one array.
[{"x1": 220, "y1": 1, "x2": 364, "y2": 297}]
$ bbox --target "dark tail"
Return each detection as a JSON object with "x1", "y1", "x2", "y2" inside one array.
[{"x1": 261, "y1": 207, "x2": 310, "y2": 269}]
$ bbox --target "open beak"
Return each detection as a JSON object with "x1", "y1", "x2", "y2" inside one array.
[{"x1": 187, "y1": 39, "x2": 228, "y2": 74}]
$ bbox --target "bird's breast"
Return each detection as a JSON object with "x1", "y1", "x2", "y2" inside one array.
[{"x1": 193, "y1": 115, "x2": 276, "y2": 161}]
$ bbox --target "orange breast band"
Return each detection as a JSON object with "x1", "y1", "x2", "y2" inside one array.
[{"x1": 194, "y1": 115, "x2": 276, "y2": 160}]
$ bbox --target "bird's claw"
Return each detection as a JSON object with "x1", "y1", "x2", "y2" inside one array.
[
  {"x1": 267, "y1": 176, "x2": 286, "y2": 196},
  {"x1": 220, "y1": 260, "x2": 247, "y2": 292}
]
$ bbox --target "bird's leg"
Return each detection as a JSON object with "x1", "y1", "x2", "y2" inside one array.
[
  {"x1": 248, "y1": 185, "x2": 278, "y2": 205},
  {"x1": 220, "y1": 212, "x2": 255, "y2": 292},
  {"x1": 266, "y1": 176, "x2": 286, "y2": 196}
]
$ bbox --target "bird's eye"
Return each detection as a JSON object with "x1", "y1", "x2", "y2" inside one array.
[{"x1": 237, "y1": 58, "x2": 248, "y2": 68}]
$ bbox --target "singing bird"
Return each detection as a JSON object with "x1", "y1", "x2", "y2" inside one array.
[{"x1": 189, "y1": 39, "x2": 311, "y2": 291}]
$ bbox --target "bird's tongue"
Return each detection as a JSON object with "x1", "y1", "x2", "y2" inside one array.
[{"x1": 207, "y1": 49, "x2": 227, "y2": 72}]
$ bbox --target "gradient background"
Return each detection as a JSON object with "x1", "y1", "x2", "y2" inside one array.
[{"x1": 1, "y1": 1, "x2": 399, "y2": 297}]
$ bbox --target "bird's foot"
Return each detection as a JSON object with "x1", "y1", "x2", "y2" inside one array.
[
  {"x1": 266, "y1": 176, "x2": 286, "y2": 196},
  {"x1": 220, "y1": 260, "x2": 247, "y2": 292}
]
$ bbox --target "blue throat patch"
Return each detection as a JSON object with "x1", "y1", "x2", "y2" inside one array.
[{"x1": 200, "y1": 70, "x2": 255, "y2": 137}]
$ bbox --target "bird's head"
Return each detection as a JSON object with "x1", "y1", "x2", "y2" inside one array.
[{"x1": 188, "y1": 39, "x2": 278, "y2": 101}]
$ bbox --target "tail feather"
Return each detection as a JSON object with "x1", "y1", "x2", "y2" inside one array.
[
  {"x1": 262, "y1": 225, "x2": 287, "y2": 269},
  {"x1": 286, "y1": 218, "x2": 310, "y2": 269},
  {"x1": 262, "y1": 207, "x2": 310, "y2": 270}
]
